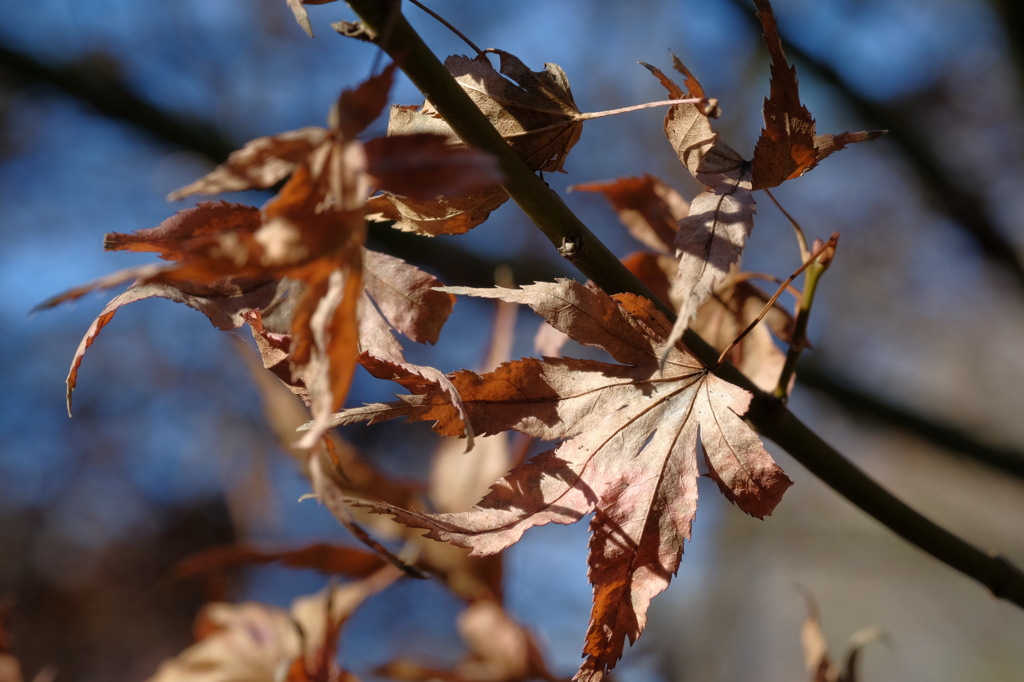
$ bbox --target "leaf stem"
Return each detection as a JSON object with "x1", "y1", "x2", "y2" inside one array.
[
  {"x1": 406, "y1": 0, "x2": 483, "y2": 55},
  {"x1": 576, "y1": 98, "x2": 718, "y2": 120},
  {"x1": 716, "y1": 235, "x2": 835, "y2": 367},
  {"x1": 773, "y1": 233, "x2": 837, "y2": 398},
  {"x1": 342, "y1": 0, "x2": 1024, "y2": 611}
]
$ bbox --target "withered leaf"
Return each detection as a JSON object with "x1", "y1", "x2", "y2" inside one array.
[
  {"x1": 451, "y1": 49, "x2": 582, "y2": 174},
  {"x1": 333, "y1": 280, "x2": 791, "y2": 681},
  {"x1": 168, "y1": 128, "x2": 330, "y2": 201},
  {"x1": 363, "y1": 248, "x2": 455, "y2": 347},
  {"x1": 147, "y1": 573, "x2": 398, "y2": 682},
  {"x1": 364, "y1": 133, "x2": 502, "y2": 200},
  {"x1": 378, "y1": 601, "x2": 561, "y2": 682},
  {"x1": 671, "y1": 167, "x2": 756, "y2": 328},
  {"x1": 645, "y1": 61, "x2": 757, "y2": 342},
  {"x1": 570, "y1": 175, "x2": 689, "y2": 254},
  {"x1": 750, "y1": 0, "x2": 884, "y2": 190},
  {"x1": 366, "y1": 188, "x2": 509, "y2": 236},
  {"x1": 800, "y1": 593, "x2": 884, "y2": 682},
  {"x1": 691, "y1": 274, "x2": 795, "y2": 393},
  {"x1": 174, "y1": 542, "x2": 387, "y2": 580},
  {"x1": 48, "y1": 67, "x2": 423, "y2": 448},
  {"x1": 644, "y1": 58, "x2": 746, "y2": 188},
  {"x1": 64, "y1": 277, "x2": 294, "y2": 415},
  {"x1": 371, "y1": 49, "x2": 583, "y2": 235}
]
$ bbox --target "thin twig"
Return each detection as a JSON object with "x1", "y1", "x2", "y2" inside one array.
[
  {"x1": 765, "y1": 187, "x2": 809, "y2": 262},
  {"x1": 716, "y1": 235, "x2": 836, "y2": 366},
  {"x1": 774, "y1": 234, "x2": 838, "y2": 398},
  {"x1": 407, "y1": 0, "x2": 483, "y2": 54}
]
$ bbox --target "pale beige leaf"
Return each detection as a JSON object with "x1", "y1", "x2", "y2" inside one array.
[
  {"x1": 146, "y1": 601, "x2": 301, "y2": 682},
  {"x1": 336, "y1": 280, "x2": 791, "y2": 680},
  {"x1": 661, "y1": 166, "x2": 756, "y2": 348},
  {"x1": 168, "y1": 128, "x2": 329, "y2": 200}
]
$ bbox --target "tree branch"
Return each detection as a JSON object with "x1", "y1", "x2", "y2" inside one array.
[{"x1": 344, "y1": 0, "x2": 1024, "y2": 609}]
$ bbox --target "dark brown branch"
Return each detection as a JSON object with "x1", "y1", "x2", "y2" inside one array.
[
  {"x1": 0, "y1": 42, "x2": 235, "y2": 163},
  {"x1": 798, "y1": 362, "x2": 1024, "y2": 481}
]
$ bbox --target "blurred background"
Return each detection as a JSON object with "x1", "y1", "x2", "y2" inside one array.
[{"x1": 2, "y1": 0, "x2": 1024, "y2": 680}]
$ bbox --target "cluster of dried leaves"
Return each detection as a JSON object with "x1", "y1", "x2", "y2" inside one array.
[{"x1": 39, "y1": 0, "x2": 882, "y2": 679}]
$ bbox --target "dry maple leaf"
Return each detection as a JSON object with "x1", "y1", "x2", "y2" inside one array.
[
  {"x1": 378, "y1": 600, "x2": 563, "y2": 682},
  {"x1": 328, "y1": 279, "x2": 792, "y2": 681},
  {"x1": 569, "y1": 175, "x2": 689, "y2": 254},
  {"x1": 750, "y1": 0, "x2": 884, "y2": 190},
  {"x1": 147, "y1": 571, "x2": 398, "y2": 682},
  {"x1": 576, "y1": 174, "x2": 792, "y2": 392},
  {"x1": 800, "y1": 593, "x2": 884, "y2": 682},
  {"x1": 42, "y1": 64, "x2": 488, "y2": 446},
  {"x1": 368, "y1": 49, "x2": 583, "y2": 235},
  {"x1": 643, "y1": 59, "x2": 757, "y2": 347}
]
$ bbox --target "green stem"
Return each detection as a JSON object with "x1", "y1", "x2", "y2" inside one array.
[
  {"x1": 774, "y1": 256, "x2": 826, "y2": 398},
  {"x1": 342, "y1": 0, "x2": 1024, "y2": 610}
]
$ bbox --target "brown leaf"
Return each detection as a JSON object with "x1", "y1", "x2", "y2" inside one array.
[
  {"x1": 49, "y1": 64, "x2": 399, "y2": 444},
  {"x1": 750, "y1": 0, "x2": 884, "y2": 189},
  {"x1": 168, "y1": 128, "x2": 330, "y2": 200},
  {"x1": 691, "y1": 275, "x2": 794, "y2": 393},
  {"x1": 669, "y1": 167, "x2": 756, "y2": 327},
  {"x1": 799, "y1": 593, "x2": 884, "y2": 682},
  {"x1": 104, "y1": 202, "x2": 262, "y2": 258},
  {"x1": 64, "y1": 277, "x2": 295, "y2": 415},
  {"x1": 147, "y1": 573, "x2": 397, "y2": 682},
  {"x1": 333, "y1": 280, "x2": 792, "y2": 681},
  {"x1": 366, "y1": 189, "x2": 509, "y2": 236},
  {"x1": 146, "y1": 600, "x2": 300, "y2": 682},
  {"x1": 451, "y1": 49, "x2": 582, "y2": 173},
  {"x1": 569, "y1": 175, "x2": 688, "y2": 254},
  {"x1": 174, "y1": 543, "x2": 387, "y2": 580},
  {"x1": 644, "y1": 58, "x2": 746, "y2": 188},
  {"x1": 644, "y1": 59, "x2": 756, "y2": 342},
  {"x1": 364, "y1": 133, "x2": 502, "y2": 199},
  {"x1": 371, "y1": 49, "x2": 583, "y2": 235},
  {"x1": 363, "y1": 249, "x2": 455, "y2": 347}
]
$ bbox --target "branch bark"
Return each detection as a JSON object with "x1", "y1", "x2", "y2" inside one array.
[{"x1": 344, "y1": 0, "x2": 1024, "y2": 610}]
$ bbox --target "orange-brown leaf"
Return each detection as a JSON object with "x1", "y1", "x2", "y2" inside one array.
[
  {"x1": 174, "y1": 543, "x2": 386, "y2": 580},
  {"x1": 364, "y1": 133, "x2": 502, "y2": 199},
  {"x1": 168, "y1": 128, "x2": 329, "y2": 200},
  {"x1": 570, "y1": 175, "x2": 687, "y2": 254},
  {"x1": 335, "y1": 280, "x2": 791, "y2": 680},
  {"x1": 104, "y1": 202, "x2": 261, "y2": 260},
  {"x1": 372, "y1": 49, "x2": 582, "y2": 235},
  {"x1": 750, "y1": 0, "x2": 884, "y2": 189},
  {"x1": 692, "y1": 275, "x2": 794, "y2": 393}
]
